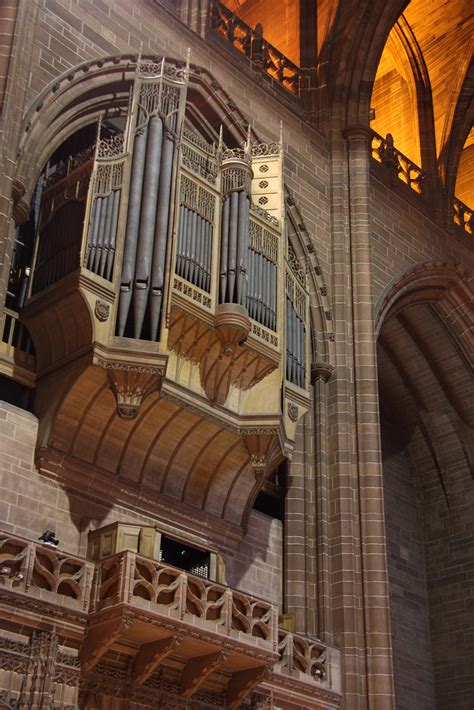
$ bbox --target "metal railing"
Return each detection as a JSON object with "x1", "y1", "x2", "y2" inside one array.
[
  {"x1": 371, "y1": 130, "x2": 425, "y2": 194},
  {"x1": 210, "y1": 0, "x2": 305, "y2": 96}
]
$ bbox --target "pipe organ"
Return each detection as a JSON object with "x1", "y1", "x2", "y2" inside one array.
[{"x1": 23, "y1": 57, "x2": 312, "y2": 527}]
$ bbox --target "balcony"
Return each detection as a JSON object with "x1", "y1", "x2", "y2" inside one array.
[
  {"x1": 209, "y1": 0, "x2": 306, "y2": 97},
  {"x1": 0, "y1": 531, "x2": 93, "y2": 615},
  {"x1": 0, "y1": 308, "x2": 35, "y2": 387},
  {"x1": 371, "y1": 130, "x2": 425, "y2": 194},
  {"x1": 0, "y1": 532, "x2": 341, "y2": 708}
]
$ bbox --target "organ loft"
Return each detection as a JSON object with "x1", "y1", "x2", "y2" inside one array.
[{"x1": 0, "y1": 0, "x2": 472, "y2": 709}]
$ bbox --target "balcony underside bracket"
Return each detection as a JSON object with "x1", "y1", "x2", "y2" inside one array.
[
  {"x1": 131, "y1": 634, "x2": 181, "y2": 686},
  {"x1": 80, "y1": 614, "x2": 131, "y2": 672},
  {"x1": 227, "y1": 664, "x2": 270, "y2": 709},
  {"x1": 181, "y1": 649, "x2": 226, "y2": 698}
]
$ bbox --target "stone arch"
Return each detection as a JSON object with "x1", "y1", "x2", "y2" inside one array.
[
  {"x1": 327, "y1": 0, "x2": 407, "y2": 129},
  {"x1": 376, "y1": 259, "x2": 474, "y2": 708},
  {"x1": 13, "y1": 54, "x2": 252, "y2": 206},
  {"x1": 439, "y1": 58, "x2": 474, "y2": 209}
]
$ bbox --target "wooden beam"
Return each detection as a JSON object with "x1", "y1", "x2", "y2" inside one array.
[
  {"x1": 80, "y1": 616, "x2": 127, "y2": 672},
  {"x1": 131, "y1": 635, "x2": 177, "y2": 687},
  {"x1": 226, "y1": 665, "x2": 268, "y2": 709},
  {"x1": 181, "y1": 650, "x2": 225, "y2": 698}
]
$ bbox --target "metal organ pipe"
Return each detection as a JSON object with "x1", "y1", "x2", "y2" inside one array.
[
  {"x1": 133, "y1": 115, "x2": 164, "y2": 339},
  {"x1": 236, "y1": 191, "x2": 249, "y2": 306},
  {"x1": 150, "y1": 133, "x2": 174, "y2": 341},
  {"x1": 220, "y1": 196, "x2": 229, "y2": 302},
  {"x1": 117, "y1": 123, "x2": 149, "y2": 336},
  {"x1": 227, "y1": 190, "x2": 239, "y2": 302}
]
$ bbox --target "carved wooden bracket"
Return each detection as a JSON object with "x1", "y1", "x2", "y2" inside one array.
[
  {"x1": 181, "y1": 649, "x2": 227, "y2": 698},
  {"x1": 80, "y1": 615, "x2": 132, "y2": 672},
  {"x1": 241, "y1": 428, "x2": 283, "y2": 480},
  {"x1": 105, "y1": 363, "x2": 164, "y2": 419},
  {"x1": 131, "y1": 634, "x2": 183, "y2": 687},
  {"x1": 227, "y1": 664, "x2": 271, "y2": 709},
  {"x1": 214, "y1": 303, "x2": 251, "y2": 356}
]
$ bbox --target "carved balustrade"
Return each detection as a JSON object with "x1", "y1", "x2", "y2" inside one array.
[
  {"x1": 92, "y1": 550, "x2": 278, "y2": 648},
  {"x1": 277, "y1": 628, "x2": 329, "y2": 683},
  {"x1": 209, "y1": 0, "x2": 305, "y2": 96},
  {"x1": 0, "y1": 532, "x2": 93, "y2": 612},
  {"x1": 453, "y1": 197, "x2": 473, "y2": 235},
  {"x1": 371, "y1": 130, "x2": 425, "y2": 194}
]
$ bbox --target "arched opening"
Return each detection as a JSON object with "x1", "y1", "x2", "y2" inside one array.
[{"x1": 377, "y1": 263, "x2": 474, "y2": 709}]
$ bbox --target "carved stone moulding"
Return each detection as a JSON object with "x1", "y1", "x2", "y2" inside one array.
[
  {"x1": 11, "y1": 178, "x2": 30, "y2": 225},
  {"x1": 311, "y1": 361, "x2": 335, "y2": 384}
]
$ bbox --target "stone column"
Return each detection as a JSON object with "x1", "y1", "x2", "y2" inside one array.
[
  {"x1": 0, "y1": 0, "x2": 40, "y2": 313},
  {"x1": 326, "y1": 125, "x2": 395, "y2": 709},
  {"x1": 284, "y1": 408, "x2": 318, "y2": 636},
  {"x1": 344, "y1": 125, "x2": 395, "y2": 709},
  {"x1": 311, "y1": 361, "x2": 334, "y2": 642}
]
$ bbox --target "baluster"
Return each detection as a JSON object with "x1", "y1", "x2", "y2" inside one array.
[
  {"x1": 178, "y1": 571, "x2": 187, "y2": 619},
  {"x1": 121, "y1": 550, "x2": 136, "y2": 604}
]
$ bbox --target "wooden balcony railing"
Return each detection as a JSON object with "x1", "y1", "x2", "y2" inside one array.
[
  {"x1": 0, "y1": 534, "x2": 340, "y2": 693},
  {"x1": 0, "y1": 532, "x2": 93, "y2": 613},
  {"x1": 210, "y1": 0, "x2": 305, "y2": 96},
  {"x1": 371, "y1": 130, "x2": 425, "y2": 194},
  {"x1": 92, "y1": 550, "x2": 278, "y2": 650}
]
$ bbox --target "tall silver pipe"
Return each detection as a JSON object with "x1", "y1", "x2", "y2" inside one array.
[
  {"x1": 93, "y1": 192, "x2": 109, "y2": 274},
  {"x1": 134, "y1": 115, "x2": 164, "y2": 339},
  {"x1": 150, "y1": 133, "x2": 174, "y2": 341},
  {"x1": 236, "y1": 191, "x2": 249, "y2": 306},
  {"x1": 105, "y1": 189, "x2": 121, "y2": 281},
  {"x1": 98, "y1": 192, "x2": 114, "y2": 277},
  {"x1": 185, "y1": 210, "x2": 194, "y2": 283},
  {"x1": 220, "y1": 196, "x2": 229, "y2": 303},
  {"x1": 177, "y1": 205, "x2": 186, "y2": 276},
  {"x1": 206, "y1": 221, "x2": 213, "y2": 291},
  {"x1": 285, "y1": 298, "x2": 291, "y2": 381},
  {"x1": 86, "y1": 198, "x2": 101, "y2": 270},
  {"x1": 227, "y1": 190, "x2": 239, "y2": 302},
  {"x1": 117, "y1": 123, "x2": 148, "y2": 336}
]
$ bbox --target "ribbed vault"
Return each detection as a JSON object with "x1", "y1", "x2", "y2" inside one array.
[{"x1": 377, "y1": 263, "x2": 474, "y2": 498}]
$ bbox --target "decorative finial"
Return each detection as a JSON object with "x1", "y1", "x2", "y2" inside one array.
[
  {"x1": 245, "y1": 123, "x2": 252, "y2": 157},
  {"x1": 185, "y1": 47, "x2": 191, "y2": 78}
]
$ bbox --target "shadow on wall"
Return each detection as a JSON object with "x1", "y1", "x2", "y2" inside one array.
[{"x1": 224, "y1": 509, "x2": 283, "y2": 605}]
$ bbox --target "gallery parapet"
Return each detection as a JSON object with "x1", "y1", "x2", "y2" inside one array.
[
  {"x1": 370, "y1": 130, "x2": 425, "y2": 195},
  {"x1": 209, "y1": 0, "x2": 306, "y2": 97},
  {"x1": 453, "y1": 196, "x2": 473, "y2": 236}
]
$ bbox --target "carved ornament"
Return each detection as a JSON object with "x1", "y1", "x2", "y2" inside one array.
[{"x1": 94, "y1": 299, "x2": 110, "y2": 322}]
